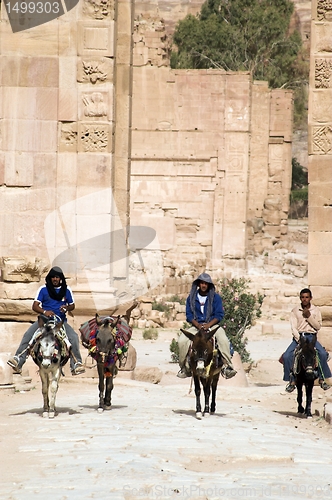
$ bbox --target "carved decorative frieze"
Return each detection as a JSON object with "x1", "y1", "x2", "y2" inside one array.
[
  {"x1": 78, "y1": 58, "x2": 114, "y2": 84},
  {"x1": 312, "y1": 126, "x2": 332, "y2": 154},
  {"x1": 315, "y1": 58, "x2": 332, "y2": 88},
  {"x1": 83, "y1": 0, "x2": 114, "y2": 20},
  {"x1": 317, "y1": 0, "x2": 332, "y2": 21},
  {"x1": 78, "y1": 123, "x2": 111, "y2": 152},
  {"x1": 1, "y1": 257, "x2": 49, "y2": 282},
  {"x1": 81, "y1": 92, "x2": 109, "y2": 120},
  {"x1": 59, "y1": 122, "x2": 78, "y2": 153}
]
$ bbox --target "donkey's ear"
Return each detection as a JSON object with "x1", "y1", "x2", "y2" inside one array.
[
  {"x1": 55, "y1": 321, "x2": 64, "y2": 331},
  {"x1": 205, "y1": 329, "x2": 215, "y2": 342},
  {"x1": 180, "y1": 329, "x2": 195, "y2": 342},
  {"x1": 38, "y1": 315, "x2": 47, "y2": 328},
  {"x1": 112, "y1": 315, "x2": 120, "y2": 327},
  {"x1": 95, "y1": 313, "x2": 102, "y2": 326}
]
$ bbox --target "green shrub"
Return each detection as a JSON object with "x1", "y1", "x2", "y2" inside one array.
[
  {"x1": 168, "y1": 279, "x2": 263, "y2": 364},
  {"x1": 218, "y1": 278, "x2": 264, "y2": 363},
  {"x1": 169, "y1": 337, "x2": 180, "y2": 363},
  {"x1": 290, "y1": 186, "x2": 308, "y2": 202},
  {"x1": 152, "y1": 300, "x2": 172, "y2": 319},
  {"x1": 169, "y1": 323, "x2": 189, "y2": 362},
  {"x1": 168, "y1": 295, "x2": 186, "y2": 305},
  {"x1": 142, "y1": 328, "x2": 158, "y2": 340}
]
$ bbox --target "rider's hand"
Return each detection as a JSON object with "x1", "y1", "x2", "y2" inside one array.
[
  {"x1": 43, "y1": 310, "x2": 55, "y2": 317},
  {"x1": 60, "y1": 305, "x2": 67, "y2": 313},
  {"x1": 302, "y1": 309, "x2": 310, "y2": 318}
]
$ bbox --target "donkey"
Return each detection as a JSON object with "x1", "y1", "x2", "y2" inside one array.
[
  {"x1": 181, "y1": 327, "x2": 223, "y2": 419},
  {"x1": 94, "y1": 315, "x2": 119, "y2": 412},
  {"x1": 32, "y1": 315, "x2": 69, "y2": 419},
  {"x1": 293, "y1": 333, "x2": 319, "y2": 418}
]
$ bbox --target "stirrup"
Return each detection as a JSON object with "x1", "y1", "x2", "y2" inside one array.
[
  {"x1": 285, "y1": 383, "x2": 296, "y2": 393},
  {"x1": 71, "y1": 362, "x2": 85, "y2": 376}
]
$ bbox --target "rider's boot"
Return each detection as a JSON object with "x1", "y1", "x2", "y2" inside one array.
[
  {"x1": 319, "y1": 380, "x2": 331, "y2": 391},
  {"x1": 223, "y1": 365, "x2": 237, "y2": 379},
  {"x1": 7, "y1": 355, "x2": 23, "y2": 374},
  {"x1": 285, "y1": 372, "x2": 296, "y2": 393}
]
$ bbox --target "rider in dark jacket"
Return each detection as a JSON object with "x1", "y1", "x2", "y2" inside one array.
[{"x1": 177, "y1": 272, "x2": 236, "y2": 379}]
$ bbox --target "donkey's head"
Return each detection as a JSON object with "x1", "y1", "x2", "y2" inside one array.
[
  {"x1": 36, "y1": 316, "x2": 63, "y2": 369},
  {"x1": 299, "y1": 333, "x2": 317, "y2": 380},
  {"x1": 95, "y1": 314, "x2": 119, "y2": 363},
  {"x1": 181, "y1": 327, "x2": 214, "y2": 376}
]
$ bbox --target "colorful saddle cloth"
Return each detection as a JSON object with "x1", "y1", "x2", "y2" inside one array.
[{"x1": 79, "y1": 316, "x2": 132, "y2": 367}]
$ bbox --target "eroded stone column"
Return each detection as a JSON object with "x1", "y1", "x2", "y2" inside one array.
[
  {"x1": 308, "y1": 0, "x2": 332, "y2": 350},
  {"x1": 112, "y1": 0, "x2": 134, "y2": 286}
]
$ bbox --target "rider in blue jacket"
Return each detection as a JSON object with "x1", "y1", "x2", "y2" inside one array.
[
  {"x1": 7, "y1": 267, "x2": 85, "y2": 376},
  {"x1": 177, "y1": 272, "x2": 237, "y2": 379}
]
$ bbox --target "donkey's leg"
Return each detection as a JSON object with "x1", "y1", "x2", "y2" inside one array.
[
  {"x1": 305, "y1": 380, "x2": 314, "y2": 418},
  {"x1": 210, "y1": 374, "x2": 219, "y2": 414},
  {"x1": 203, "y1": 380, "x2": 211, "y2": 416},
  {"x1": 48, "y1": 367, "x2": 61, "y2": 419},
  {"x1": 39, "y1": 369, "x2": 50, "y2": 418},
  {"x1": 97, "y1": 363, "x2": 105, "y2": 412},
  {"x1": 193, "y1": 376, "x2": 202, "y2": 419},
  {"x1": 104, "y1": 374, "x2": 114, "y2": 410},
  {"x1": 296, "y1": 381, "x2": 305, "y2": 414}
]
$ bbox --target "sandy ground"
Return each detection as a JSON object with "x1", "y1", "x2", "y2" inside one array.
[{"x1": 1, "y1": 321, "x2": 332, "y2": 500}]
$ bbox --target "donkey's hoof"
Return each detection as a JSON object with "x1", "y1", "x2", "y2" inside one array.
[
  {"x1": 297, "y1": 406, "x2": 305, "y2": 414},
  {"x1": 42, "y1": 411, "x2": 49, "y2": 418},
  {"x1": 48, "y1": 412, "x2": 55, "y2": 419},
  {"x1": 98, "y1": 407, "x2": 104, "y2": 413},
  {"x1": 104, "y1": 405, "x2": 112, "y2": 411},
  {"x1": 203, "y1": 412, "x2": 210, "y2": 418},
  {"x1": 306, "y1": 411, "x2": 313, "y2": 418},
  {"x1": 196, "y1": 412, "x2": 203, "y2": 420}
]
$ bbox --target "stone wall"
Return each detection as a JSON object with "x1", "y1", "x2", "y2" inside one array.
[
  {"x1": 0, "y1": 0, "x2": 294, "y2": 321},
  {"x1": 0, "y1": 0, "x2": 136, "y2": 318},
  {"x1": 130, "y1": 66, "x2": 293, "y2": 295}
]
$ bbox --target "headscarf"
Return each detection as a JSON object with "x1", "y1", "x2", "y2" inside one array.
[
  {"x1": 45, "y1": 266, "x2": 67, "y2": 301},
  {"x1": 189, "y1": 272, "x2": 215, "y2": 322}
]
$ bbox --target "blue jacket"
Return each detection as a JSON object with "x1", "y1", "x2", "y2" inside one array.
[{"x1": 186, "y1": 292, "x2": 224, "y2": 324}]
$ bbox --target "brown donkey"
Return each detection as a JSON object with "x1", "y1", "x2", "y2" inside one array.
[{"x1": 181, "y1": 327, "x2": 224, "y2": 419}]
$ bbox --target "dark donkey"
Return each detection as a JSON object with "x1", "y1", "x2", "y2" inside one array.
[
  {"x1": 181, "y1": 327, "x2": 223, "y2": 419},
  {"x1": 81, "y1": 303, "x2": 136, "y2": 412},
  {"x1": 293, "y1": 333, "x2": 318, "y2": 418},
  {"x1": 94, "y1": 315, "x2": 119, "y2": 412}
]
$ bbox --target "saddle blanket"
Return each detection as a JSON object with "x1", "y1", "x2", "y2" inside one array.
[{"x1": 79, "y1": 316, "x2": 132, "y2": 346}]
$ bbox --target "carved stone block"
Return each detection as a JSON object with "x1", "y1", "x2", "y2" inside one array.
[
  {"x1": 1, "y1": 257, "x2": 48, "y2": 282},
  {"x1": 309, "y1": 125, "x2": 332, "y2": 154},
  {"x1": 78, "y1": 122, "x2": 112, "y2": 152},
  {"x1": 315, "y1": 58, "x2": 332, "y2": 88},
  {"x1": 78, "y1": 22, "x2": 115, "y2": 57},
  {"x1": 317, "y1": 0, "x2": 332, "y2": 21},
  {"x1": 79, "y1": 91, "x2": 112, "y2": 121},
  {"x1": 59, "y1": 122, "x2": 78, "y2": 153},
  {"x1": 82, "y1": 0, "x2": 115, "y2": 20},
  {"x1": 77, "y1": 57, "x2": 114, "y2": 84}
]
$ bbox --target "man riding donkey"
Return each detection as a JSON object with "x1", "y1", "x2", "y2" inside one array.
[
  {"x1": 7, "y1": 266, "x2": 85, "y2": 376},
  {"x1": 282, "y1": 288, "x2": 331, "y2": 393},
  {"x1": 177, "y1": 272, "x2": 237, "y2": 380}
]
